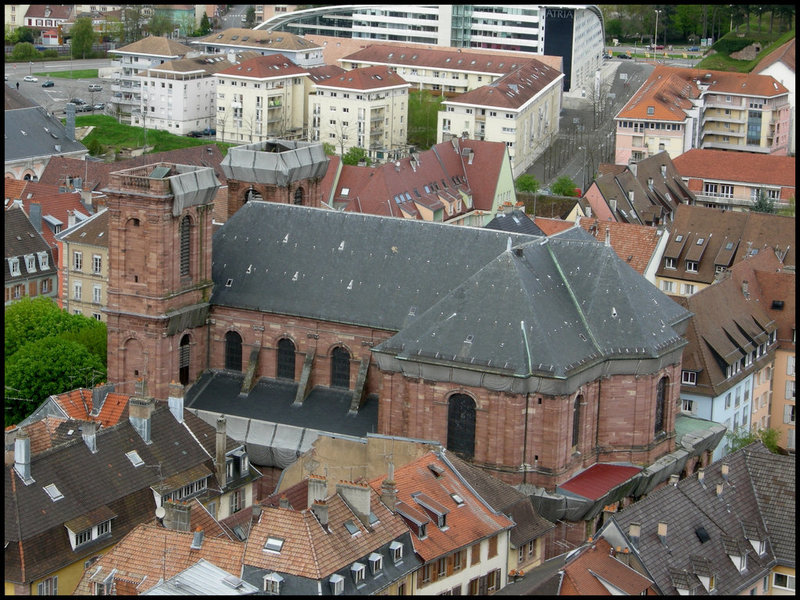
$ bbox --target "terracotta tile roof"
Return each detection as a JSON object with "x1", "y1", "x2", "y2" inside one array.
[
  {"x1": 577, "y1": 218, "x2": 665, "y2": 276},
  {"x1": 25, "y1": 5, "x2": 73, "y2": 19},
  {"x1": 672, "y1": 149, "x2": 795, "y2": 189},
  {"x1": 59, "y1": 208, "x2": 109, "y2": 248},
  {"x1": 217, "y1": 53, "x2": 309, "y2": 79},
  {"x1": 21, "y1": 416, "x2": 70, "y2": 454},
  {"x1": 755, "y1": 38, "x2": 795, "y2": 73},
  {"x1": 196, "y1": 28, "x2": 321, "y2": 52},
  {"x1": 306, "y1": 64, "x2": 347, "y2": 84},
  {"x1": 617, "y1": 66, "x2": 788, "y2": 122},
  {"x1": 313, "y1": 65, "x2": 409, "y2": 91},
  {"x1": 244, "y1": 484, "x2": 410, "y2": 578},
  {"x1": 533, "y1": 217, "x2": 574, "y2": 236},
  {"x1": 4, "y1": 179, "x2": 29, "y2": 203},
  {"x1": 112, "y1": 35, "x2": 193, "y2": 58},
  {"x1": 447, "y1": 60, "x2": 562, "y2": 110},
  {"x1": 189, "y1": 498, "x2": 237, "y2": 541},
  {"x1": 13, "y1": 191, "x2": 91, "y2": 248},
  {"x1": 73, "y1": 523, "x2": 245, "y2": 595},
  {"x1": 149, "y1": 51, "x2": 262, "y2": 75},
  {"x1": 370, "y1": 451, "x2": 514, "y2": 562},
  {"x1": 558, "y1": 464, "x2": 642, "y2": 501},
  {"x1": 561, "y1": 537, "x2": 654, "y2": 595}
]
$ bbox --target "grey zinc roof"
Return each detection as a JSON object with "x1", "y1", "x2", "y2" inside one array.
[
  {"x1": 211, "y1": 201, "x2": 538, "y2": 330},
  {"x1": 220, "y1": 140, "x2": 329, "y2": 186},
  {"x1": 4, "y1": 106, "x2": 87, "y2": 162}
]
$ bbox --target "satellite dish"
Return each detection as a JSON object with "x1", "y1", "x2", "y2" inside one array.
[{"x1": 155, "y1": 506, "x2": 166, "y2": 519}]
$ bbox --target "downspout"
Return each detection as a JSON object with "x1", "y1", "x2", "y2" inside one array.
[{"x1": 521, "y1": 320, "x2": 533, "y2": 485}]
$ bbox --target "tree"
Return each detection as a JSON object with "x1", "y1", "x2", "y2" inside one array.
[
  {"x1": 11, "y1": 42, "x2": 40, "y2": 61},
  {"x1": 5, "y1": 337, "x2": 107, "y2": 426},
  {"x1": 14, "y1": 26, "x2": 36, "y2": 44},
  {"x1": 515, "y1": 174, "x2": 540, "y2": 194},
  {"x1": 121, "y1": 5, "x2": 145, "y2": 43},
  {"x1": 751, "y1": 189, "x2": 776, "y2": 214},
  {"x1": 245, "y1": 6, "x2": 256, "y2": 28},
  {"x1": 148, "y1": 13, "x2": 175, "y2": 37},
  {"x1": 199, "y1": 13, "x2": 212, "y2": 35},
  {"x1": 71, "y1": 16, "x2": 96, "y2": 60},
  {"x1": 322, "y1": 142, "x2": 336, "y2": 156},
  {"x1": 342, "y1": 147, "x2": 370, "y2": 166},
  {"x1": 551, "y1": 175, "x2": 579, "y2": 197},
  {"x1": 725, "y1": 427, "x2": 781, "y2": 454}
]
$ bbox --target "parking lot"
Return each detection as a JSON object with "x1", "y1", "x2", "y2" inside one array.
[{"x1": 5, "y1": 62, "x2": 113, "y2": 118}]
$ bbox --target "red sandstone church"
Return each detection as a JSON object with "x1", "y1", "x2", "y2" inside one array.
[{"x1": 104, "y1": 140, "x2": 698, "y2": 493}]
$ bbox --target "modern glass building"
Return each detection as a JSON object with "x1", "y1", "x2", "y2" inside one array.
[{"x1": 257, "y1": 5, "x2": 605, "y2": 92}]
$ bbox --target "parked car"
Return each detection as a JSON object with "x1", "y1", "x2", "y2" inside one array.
[
  {"x1": 619, "y1": 53, "x2": 631, "y2": 59},
  {"x1": 41, "y1": 80, "x2": 55, "y2": 87},
  {"x1": 187, "y1": 130, "x2": 204, "y2": 138},
  {"x1": 688, "y1": 46, "x2": 699, "y2": 52},
  {"x1": 93, "y1": 103, "x2": 105, "y2": 111},
  {"x1": 69, "y1": 98, "x2": 87, "y2": 105},
  {"x1": 649, "y1": 44, "x2": 664, "y2": 50},
  {"x1": 23, "y1": 75, "x2": 38, "y2": 82},
  {"x1": 202, "y1": 127, "x2": 216, "y2": 136},
  {"x1": 88, "y1": 83, "x2": 102, "y2": 91}
]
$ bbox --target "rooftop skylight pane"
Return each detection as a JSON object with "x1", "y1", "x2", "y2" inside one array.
[
  {"x1": 125, "y1": 450, "x2": 144, "y2": 467},
  {"x1": 44, "y1": 483, "x2": 64, "y2": 501}
]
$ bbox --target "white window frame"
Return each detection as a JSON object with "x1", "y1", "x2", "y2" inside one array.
[
  {"x1": 773, "y1": 573, "x2": 795, "y2": 591},
  {"x1": 682, "y1": 371, "x2": 697, "y2": 385},
  {"x1": 37, "y1": 576, "x2": 57, "y2": 595},
  {"x1": 92, "y1": 254, "x2": 102, "y2": 274},
  {"x1": 74, "y1": 251, "x2": 83, "y2": 271}
]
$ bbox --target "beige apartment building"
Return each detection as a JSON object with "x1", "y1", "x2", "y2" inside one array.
[
  {"x1": 438, "y1": 60, "x2": 563, "y2": 177},
  {"x1": 309, "y1": 65, "x2": 410, "y2": 161},
  {"x1": 214, "y1": 54, "x2": 308, "y2": 144},
  {"x1": 56, "y1": 209, "x2": 109, "y2": 321}
]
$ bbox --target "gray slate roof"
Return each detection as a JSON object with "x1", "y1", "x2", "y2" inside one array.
[
  {"x1": 4, "y1": 106, "x2": 87, "y2": 162},
  {"x1": 5, "y1": 205, "x2": 54, "y2": 282},
  {"x1": 212, "y1": 202, "x2": 689, "y2": 378}
]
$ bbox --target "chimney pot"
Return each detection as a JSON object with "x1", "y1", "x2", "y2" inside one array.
[
  {"x1": 216, "y1": 416, "x2": 227, "y2": 488},
  {"x1": 14, "y1": 431, "x2": 33, "y2": 484},
  {"x1": 129, "y1": 397, "x2": 154, "y2": 444},
  {"x1": 657, "y1": 521, "x2": 668, "y2": 540},
  {"x1": 308, "y1": 474, "x2": 327, "y2": 508},
  {"x1": 82, "y1": 421, "x2": 97, "y2": 453},
  {"x1": 168, "y1": 382, "x2": 184, "y2": 423},
  {"x1": 312, "y1": 500, "x2": 329, "y2": 527},
  {"x1": 721, "y1": 463, "x2": 729, "y2": 481}
]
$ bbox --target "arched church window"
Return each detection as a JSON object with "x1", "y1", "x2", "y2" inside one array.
[
  {"x1": 572, "y1": 394, "x2": 583, "y2": 449},
  {"x1": 330, "y1": 346, "x2": 350, "y2": 388},
  {"x1": 655, "y1": 377, "x2": 668, "y2": 435},
  {"x1": 179, "y1": 216, "x2": 191, "y2": 277},
  {"x1": 447, "y1": 394, "x2": 476, "y2": 460},
  {"x1": 277, "y1": 338, "x2": 296, "y2": 380},
  {"x1": 179, "y1": 334, "x2": 191, "y2": 385},
  {"x1": 225, "y1": 331, "x2": 242, "y2": 371},
  {"x1": 293, "y1": 187, "x2": 304, "y2": 205}
]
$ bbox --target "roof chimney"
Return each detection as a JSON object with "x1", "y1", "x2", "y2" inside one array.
[
  {"x1": 716, "y1": 483, "x2": 724, "y2": 497},
  {"x1": 29, "y1": 202, "x2": 43, "y2": 233},
  {"x1": 91, "y1": 383, "x2": 114, "y2": 414},
  {"x1": 82, "y1": 421, "x2": 97, "y2": 453},
  {"x1": 216, "y1": 416, "x2": 227, "y2": 488},
  {"x1": 312, "y1": 500, "x2": 329, "y2": 528},
  {"x1": 168, "y1": 381, "x2": 184, "y2": 423},
  {"x1": 163, "y1": 500, "x2": 191, "y2": 532},
  {"x1": 279, "y1": 496, "x2": 290, "y2": 509},
  {"x1": 604, "y1": 225, "x2": 611, "y2": 246},
  {"x1": 721, "y1": 463, "x2": 729, "y2": 482},
  {"x1": 697, "y1": 467, "x2": 706, "y2": 487},
  {"x1": 128, "y1": 396, "x2": 155, "y2": 444},
  {"x1": 14, "y1": 430, "x2": 34, "y2": 485},
  {"x1": 628, "y1": 522, "x2": 641, "y2": 548},
  {"x1": 741, "y1": 281, "x2": 749, "y2": 299},
  {"x1": 669, "y1": 473, "x2": 679, "y2": 486},
  {"x1": 67, "y1": 209, "x2": 76, "y2": 230},
  {"x1": 658, "y1": 521, "x2": 668, "y2": 545},
  {"x1": 380, "y1": 463, "x2": 397, "y2": 512},
  {"x1": 190, "y1": 527, "x2": 204, "y2": 550},
  {"x1": 307, "y1": 474, "x2": 327, "y2": 508},
  {"x1": 336, "y1": 481, "x2": 372, "y2": 526}
]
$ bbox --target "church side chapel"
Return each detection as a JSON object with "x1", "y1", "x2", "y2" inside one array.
[{"x1": 104, "y1": 140, "x2": 693, "y2": 492}]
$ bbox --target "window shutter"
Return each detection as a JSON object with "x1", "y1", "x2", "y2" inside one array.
[
  {"x1": 431, "y1": 562, "x2": 438, "y2": 583},
  {"x1": 784, "y1": 404, "x2": 795, "y2": 424},
  {"x1": 479, "y1": 575, "x2": 488, "y2": 595},
  {"x1": 787, "y1": 382, "x2": 795, "y2": 401},
  {"x1": 417, "y1": 568, "x2": 423, "y2": 588},
  {"x1": 447, "y1": 554, "x2": 454, "y2": 577}
]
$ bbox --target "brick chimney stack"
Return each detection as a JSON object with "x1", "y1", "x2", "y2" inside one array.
[{"x1": 216, "y1": 416, "x2": 227, "y2": 488}]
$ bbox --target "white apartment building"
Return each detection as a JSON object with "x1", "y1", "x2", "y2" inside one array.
[
  {"x1": 136, "y1": 51, "x2": 260, "y2": 135},
  {"x1": 438, "y1": 60, "x2": 563, "y2": 177},
  {"x1": 109, "y1": 36, "x2": 193, "y2": 124},
  {"x1": 214, "y1": 54, "x2": 309, "y2": 144},
  {"x1": 259, "y1": 5, "x2": 605, "y2": 92},
  {"x1": 193, "y1": 27, "x2": 325, "y2": 68},
  {"x1": 309, "y1": 65, "x2": 410, "y2": 160}
]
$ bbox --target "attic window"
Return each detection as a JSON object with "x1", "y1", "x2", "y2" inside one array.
[
  {"x1": 450, "y1": 493, "x2": 465, "y2": 506},
  {"x1": 771, "y1": 300, "x2": 784, "y2": 310},
  {"x1": 390, "y1": 540, "x2": 404, "y2": 562},
  {"x1": 351, "y1": 562, "x2": 366, "y2": 586},
  {"x1": 264, "y1": 536, "x2": 284, "y2": 553},
  {"x1": 329, "y1": 574, "x2": 344, "y2": 595},
  {"x1": 344, "y1": 520, "x2": 360, "y2": 536},
  {"x1": 125, "y1": 450, "x2": 144, "y2": 467},
  {"x1": 428, "y1": 464, "x2": 445, "y2": 478},
  {"x1": 675, "y1": 235, "x2": 683, "y2": 242},
  {"x1": 341, "y1": 187, "x2": 349, "y2": 196},
  {"x1": 696, "y1": 237, "x2": 704, "y2": 245},
  {"x1": 44, "y1": 483, "x2": 64, "y2": 501},
  {"x1": 725, "y1": 242, "x2": 734, "y2": 250},
  {"x1": 695, "y1": 526, "x2": 710, "y2": 543},
  {"x1": 226, "y1": 279, "x2": 233, "y2": 287},
  {"x1": 262, "y1": 572, "x2": 283, "y2": 594}
]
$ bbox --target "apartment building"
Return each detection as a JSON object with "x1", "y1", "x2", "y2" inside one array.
[
  {"x1": 5, "y1": 205, "x2": 57, "y2": 306},
  {"x1": 615, "y1": 66, "x2": 791, "y2": 165},
  {"x1": 309, "y1": 65, "x2": 409, "y2": 160},
  {"x1": 438, "y1": 59, "x2": 563, "y2": 177},
  {"x1": 673, "y1": 149, "x2": 795, "y2": 213},
  {"x1": 193, "y1": 27, "x2": 324, "y2": 68},
  {"x1": 4, "y1": 4, "x2": 29, "y2": 31},
  {"x1": 137, "y1": 51, "x2": 260, "y2": 135},
  {"x1": 56, "y1": 209, "x2": 108, "y2": 321},
  {"x1": 259, "y1": 4, "x2": 605, "y2": 92},
  {"x1": 214, "y1": 53, "x2": 308, "y2": 144},
  {"x1": 109, "y1": 36, "x2": 193, "y2": 124}
]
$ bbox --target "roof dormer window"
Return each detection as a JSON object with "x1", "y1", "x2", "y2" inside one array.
[
  {"x1": 37, "y1": 251, "x2": 49, "y2": 269},
  {"x1": 390, "y1": 540, "x2": 404, "y2": 563},
  {"x1": 329, "y1": 574, "x2": 344, "y2": 595},
  {"x1": 351, "y1": 562, "x2": 366, "y2": 587},
  {"x1": 9, "y1": 257, "x2": 21, "y2": 276},
  {"x1": 263, "y1": 572, "x2": 284, "y2": 595},
  {"x1": 25, "y1": 254, "x2": 36, "y2": 272},
  {"x1": 368, "y1": 552, "x2": 383, "y2": 574}
]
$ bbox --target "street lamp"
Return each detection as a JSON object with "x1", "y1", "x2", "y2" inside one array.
[{"x1": 654, "y1": 10, "x2": 662, "y2": 60}]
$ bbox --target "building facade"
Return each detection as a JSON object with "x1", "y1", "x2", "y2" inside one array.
[
  {"x1": 193, "y1": 27, "x2": 324, "y2": 68},
  {"x1": 258, "y1": 4, "x2": 605, "y2": 92},
  {"x1": 56, "y1": 209, "x2": 108, "y2": 320},
  {"x1": 5, "y1": 204, "x2": 57, "y2": 306},
  {"x1": 309, "y1": 65, "x2": 409, "y2": 160}
]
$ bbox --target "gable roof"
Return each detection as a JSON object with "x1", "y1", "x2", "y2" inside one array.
[
  {"x1": 606, "y1": 442, "x2": 794, "y2": 595},
  {"x1": 560, "y1": 537, "x2": 654, "y2": 595},
  {"x1": 216, "y1": 53, "x2": 309, "y2": 79},
  {"x1": 673, "y1": 149, "x2": 796, "y2": 189},
  {"x1": 369, "y1": 451, "x2": 514, "y2": 562},
  {"x1": 111, "y1": 35, "x2": 192, "y2": 58},
  {"x1": 73, "y1": 523, "x2": 245, "y2": 595},
  {"x1": 577, "y1": 218, "x2": 665, "y2": 277},
  {"x1": 4, "y1": 105, "x2": 88, "y2": 163},
  {"x1": 5, "y1": 205, "x2": 52, "y2": 274},
  {"x1": 312, "y1": 64, "x2": 409, "y2": 91},
  {"x1": 485, "y1": 206, "x2": 547, "y2": 236},
  {"x1": 4, "y1": 85, "x2": 39, "y2": 110},
  {"x1": 196, "y1": 27, "x2": 321, "y2": 52},
  {"x1": 57, "y1": 208, "x2": 110, "y2": 248},
  {"x1": 755, "y1": 38, "x2": 795, "y2": 74}
]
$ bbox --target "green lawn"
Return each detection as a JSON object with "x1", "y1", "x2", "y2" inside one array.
[
  {"x1": 33, "y1": 69, "x2": 99, "y2": 79},
  {"x1": 70, "y1": 115, "x2": 234, "y2": 156}
]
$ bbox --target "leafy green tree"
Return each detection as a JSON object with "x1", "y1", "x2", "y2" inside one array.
[
  {"x1": 5, "y1": 337, "x2": 107, "y2": 426},
  {"x1": 342, "y1": 147, "x2": 370, "y2": 166},
  {"x1": 322, "y1": 142, "x2": 336, "y2": 156},
  {"x1": 121, "y1": 5, "x2": 145, "y2": 43},
  {"x1": 245, "y1": 6, "x2": 256, "y2": 28},
  {"x1": 11, "y1": 42, "x2": 41, "y2": 61},
  {"x1": 551, "y1": 175, "x2": 579, "y2": 197},
  {"x1": 15, "y1": 26, "x2": 36, "y2": 44},
  {"x1": 148, "y1": 13, "x2": 175, "y2": 37},
  {"x1": 751, "y1": 189, "x2": 776, "y2": 213},
  {"x1": 71, "y1": 17, "x2": 97, "y2": 60},
  {"x1": 59, "y1": 321, "x2": 107, "y2": 364},
  {"x1": 515, "y1": 174, "x2": 540, "y2": 194},
  {"x1": 199, "y1": 13, "x2": 212, "y2": 35},
  {"x1": 86, "y1": 137, "x2": 106, "y2": 156},
  {"x1": 725, "y1": 427, "x2": 781, "y2": 454}
]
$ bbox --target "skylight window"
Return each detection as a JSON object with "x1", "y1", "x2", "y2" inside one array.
[
  {"x1": 44, "y1": 483, "x2": 64, "y2": 501},
  {"x1": 264, "y1": 536, "x2": 284, "y2": 553},
  {"x1": 344, "y1": 520, "x2": 360, "y2": 535},
  {"x1": 697, "y1": 237, "x2": 704, "y2": 245},
  {"x1": 451, "y1": 493, "x2": 465, "y2": 505},
  {"x1": 341, "y1": 187, "x2": 349, "y2": 196},
  {"x1": 125, "y1": 450, "x2": 144, "y2": 467}
]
